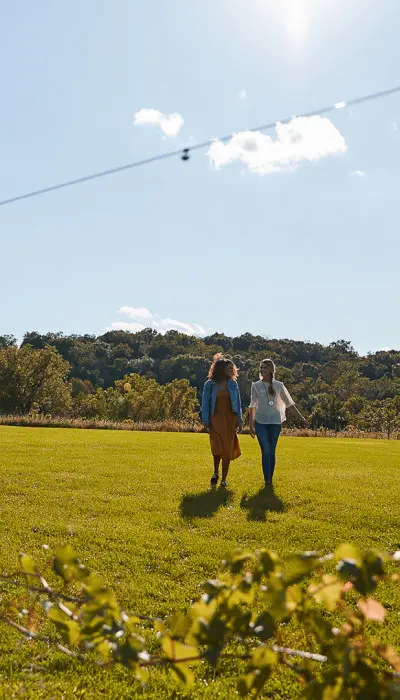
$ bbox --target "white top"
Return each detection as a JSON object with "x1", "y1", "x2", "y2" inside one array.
[{"x1": 249, "y1": 380, "x2": 295, "y2": 425}]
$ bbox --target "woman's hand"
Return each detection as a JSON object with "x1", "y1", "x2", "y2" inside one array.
[
  {"x1": 203, "y1": 424, "x2": 209, "y2": 433},
  {"x1": 236, "y1": 424, "x2": 242, "y2": 434},
  {"x1": 249, "y1": 425, "x2": 256, "y2": 439}
]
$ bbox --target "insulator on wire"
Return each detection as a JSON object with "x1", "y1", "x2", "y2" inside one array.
[{"x1": 181, "y1": 148, "x2": 190, "y2": 161}]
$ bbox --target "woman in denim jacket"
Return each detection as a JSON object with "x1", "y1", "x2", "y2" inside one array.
[{"x1": 201, "y1": 354, "x2": 242, "y2": 488}]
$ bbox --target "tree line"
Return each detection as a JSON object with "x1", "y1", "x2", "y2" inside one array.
[{"x1": 1, "y1": 330, "x2": 400, "y2": 431}]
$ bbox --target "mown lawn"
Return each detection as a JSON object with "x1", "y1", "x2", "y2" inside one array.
[{"x1": 0, "y1": 426, "x2": 399, "y2": 699}]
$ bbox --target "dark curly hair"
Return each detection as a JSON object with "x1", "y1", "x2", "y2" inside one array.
[{"x1": 208, "y1": 353, "x2": 238, "y2": 383}]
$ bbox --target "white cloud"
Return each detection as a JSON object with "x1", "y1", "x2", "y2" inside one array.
[
  {"x1": 119, "y1": 306, "x2": 153, "y2": 320},
  {"x1": 111, "y1": 307, "x2": 206, "y2": 336},
  {"x1": 238, "y1": 88, "x2": 247, "y2": 100},
  {"x1": 351, "y1": 170, "x2": 367, "y2": 177},
  {"x1": 113, "y1": 321, "x2": 147, "y2": 333},
  {"x1": 133, "y1": 108, "x2": 184, "y2": 137},
  {"x1": 207, "y1": 115, "x2": 346, "y2": 175}
]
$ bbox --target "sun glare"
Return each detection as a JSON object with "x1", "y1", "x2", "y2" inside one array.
[{"x1": 285, "y1": 0, "x2": 309, "y2": 41}]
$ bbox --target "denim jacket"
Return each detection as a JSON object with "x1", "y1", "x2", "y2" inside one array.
[{"x1": 201, "y1": 379, "x2": 243, "y2": 425}]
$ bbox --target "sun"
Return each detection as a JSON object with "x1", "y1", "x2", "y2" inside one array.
[{"x1": 285, "y1": 0, "x2": 309, "y2": 40}]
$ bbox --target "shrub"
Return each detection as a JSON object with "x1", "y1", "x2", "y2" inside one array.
[{"x1": 1, "y1": 543, "x2": 399, "y2": 697}]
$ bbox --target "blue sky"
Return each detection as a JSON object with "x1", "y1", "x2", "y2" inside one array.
[{"x1": 1, "y1": 0, "x2": 400, "y2": 354}]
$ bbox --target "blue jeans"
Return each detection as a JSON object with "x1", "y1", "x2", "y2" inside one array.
[{"x1": 255, "y1": 423, "x2": 282, "y2": 484}]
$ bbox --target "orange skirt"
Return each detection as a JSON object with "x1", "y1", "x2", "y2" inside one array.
[{"x1": 209, "y1": 389, "x2": 241, "y2": 461}]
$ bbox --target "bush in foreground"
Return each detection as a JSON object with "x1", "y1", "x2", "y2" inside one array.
[{"x1": 1, "y1": 543, "x2": 399, "y2": 698}]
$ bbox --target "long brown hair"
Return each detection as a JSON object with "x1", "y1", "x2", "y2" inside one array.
[
  {"x1": 208, "y1": 353, "x2": 238, "y2": 383},
  {"x1": 259, "y1": 358, "x2": 276, "y2": 397}
]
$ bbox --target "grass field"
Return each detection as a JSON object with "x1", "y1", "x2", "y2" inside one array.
[{"x1": 1, "y1": 426, "x2": 399, "y2": 699}]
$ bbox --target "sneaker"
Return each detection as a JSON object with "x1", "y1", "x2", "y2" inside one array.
[
  {"x1": 210, "y1": 473, "x2": 219, "y2": 486},
  {"x1": 221, "y1": 480, "x2": 228, "y2": 487}
]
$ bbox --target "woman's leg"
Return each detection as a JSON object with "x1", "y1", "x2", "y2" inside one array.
[
  {"x1": 210, "y1": 455, "x2": 221, "y2": 485},
  {"x1": 221, "y1": 459, "x2": 230, "y2": 483},
  {"x1": 267, "y1": 425, "x2": 281, "y2": 481},
  {"x1": 255, "y1": 422, "x2": 272, "y2": 484},
  {"x1": 213, "y1": 455, "x2": 221, "y2": 474}
]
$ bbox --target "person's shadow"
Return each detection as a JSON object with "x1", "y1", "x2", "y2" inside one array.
[
  {"x1": 240, "y1": 485, "x2": 285, "y2": 522},
  {"x1": 180, "y1": 487, "x2": 233, "y2": 519}
]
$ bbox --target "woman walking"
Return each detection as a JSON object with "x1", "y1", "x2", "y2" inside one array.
[
  {"x1": 249, "y1": 359, "x2": 307, "y2": 486},
  {"x1": 202, "y1": 354, "x2": 242, "y2": 487}
]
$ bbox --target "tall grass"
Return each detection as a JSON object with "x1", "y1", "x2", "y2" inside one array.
[{"x1": 0, "y1": 413, "x2": 398, "y2": 438}]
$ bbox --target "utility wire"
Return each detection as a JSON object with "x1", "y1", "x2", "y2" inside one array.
[{"x1": 1, "y1": 84, "x2": 400, "y2": 209}]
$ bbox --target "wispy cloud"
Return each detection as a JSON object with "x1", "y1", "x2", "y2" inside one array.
[
  {"x1": 238, "y1": 88, "x2": 247, "y2": 100},
  {"x1": 351, "y1": 170, "x2": 367, "y2": 177},
  {"x1": 111, "y1": 307, "x2": 206, "y2": 336},
  {"x1": 133, "y1": 109, "x2": 184, "y2": 137},
  {"x1": 207, "y1": 116, "x2": 346, "y2": 175}
]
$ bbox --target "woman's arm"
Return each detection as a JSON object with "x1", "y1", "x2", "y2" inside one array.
[
  {"x1": 249, "y1": 407, "x2": 256, "y2": 438},
  {"x1": 287, "y1": 404, "x2": 309, "y2": 426},
  {"x1": 201, "y1": 381, "x2": 211, "y2": 427},
  {"x1": 249, "y1": 383, "x2": 257, "y2": 437},
  {"x1": 236, "y1": 382, "x2": 243, "y2": 425}
]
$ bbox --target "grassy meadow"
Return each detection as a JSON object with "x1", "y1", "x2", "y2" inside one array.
[{"x1": 0, "y1": 426, "x2": 399, "y2": 698}]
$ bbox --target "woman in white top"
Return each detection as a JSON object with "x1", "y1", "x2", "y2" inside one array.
[{"x1": 249, "y1": 358, "x2": 307, "y2": 486}]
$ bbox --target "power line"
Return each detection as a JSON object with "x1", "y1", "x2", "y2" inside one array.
[{"x1": 1, "y1": 84, "x2": 400, "y2": 209}]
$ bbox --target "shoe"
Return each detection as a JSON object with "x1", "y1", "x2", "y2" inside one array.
[
  {"x1": 210, "y1": 473, "x2": 219, "y2": 486},
  {"x1": 221, "y1": 480, "x2": 228, "y2": 487}
]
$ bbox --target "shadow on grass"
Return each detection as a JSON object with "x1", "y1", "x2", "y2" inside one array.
[
  {"x1": 240, "y1": 485, "x2": 285, "y2": 522},
  {"x1": 180, "y1": 487, "x2": 233, "y2": 519}
]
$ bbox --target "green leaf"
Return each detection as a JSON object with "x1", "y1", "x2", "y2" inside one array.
[
  {"x1": 251, "y1": 646, "x2": 277, "y2": 669},
  {"x1": 253, "y1": 612, "x2": 274, "y2": 641},
  {"x1": 335, "y1": 543, "x2": 363, "y2": 568},
  {"x1": 203, "y1": 646, "x2": 221, "y2": 667},
  {"x1": 19, "y1": 553, "x2": 37, "y2": 584},
  {"x1": 309, "y1": 575, "x2": 344, "y2": 611},
  {"x1": 238, "y1": 668, "x2": 272, "y2": 697},
  {"x1": 364, "y1": 550, "x2": 385, "y2": 577},
  {"x1": 135, "y1": 666, "x2": 149, "y2": 686},
  {"x1": 114, "y1": 639, "x2": 142, "y2": 668},
  {"x1": 170, "y1": 662, "x2": 194, "y2": 688},
  {"x1": 47, "y1": 607, "x2": 80, "y2": 645},
  {"x1": 154, "y1": 619, "x2": 167, "y2": 635},
  {"x1": 286, "y1": 585, "x2": 303, "y2": 612},
  {"x1": 223, "y1": 551, "x2": 254, "y2": 574},
  {"x1": 257, "y1": 549, "x2": 278, "y2": 574},
  {"x1": 226, "y1": 608, "x2": 252, "y2": 636},
  {"x1": 285, "y1": 552, "x2": 320, "y2": 585},
  {"x1": 169, "y1": 612, "x2": 192, "y2": 639},
  {"x1": 52, "y1": 545, "x2": 80, "y2": 581},
  {"x1": 263, "y1": 576, "x2": 288, "y2": 622},
  {"x1": 203, "y1": 579, "x2": 227, "y2": 598},
  {"x1": 162, "y1": 636, "x2": 200, "y2": 663}
]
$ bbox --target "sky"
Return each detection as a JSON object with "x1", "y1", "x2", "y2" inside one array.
[{"x1": 1, "y1": 0, "x2": 400, "y2": 355}]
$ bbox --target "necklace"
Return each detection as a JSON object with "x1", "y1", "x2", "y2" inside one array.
[{"x1": 263, "y1": 381, "x2": 274, "y2": 406}]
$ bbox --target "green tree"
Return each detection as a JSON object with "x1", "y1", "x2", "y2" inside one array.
[
  {"x1": 0, "y1": 345, "x2": 71, "y2": 414},
  {"x1": 162, "y1": 379, "x2": 198, "y2": 421},
  {"x1": 0, "y1": 334, "x2": 17, "y2": 348}
]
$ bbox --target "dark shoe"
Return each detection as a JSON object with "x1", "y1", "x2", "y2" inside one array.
[
  {"x1": 210, "y1": 473, "x2": 219, "y2": 486},
  {"x1": 221, "y1": 480, "x2": 228, "y2": 487}
]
